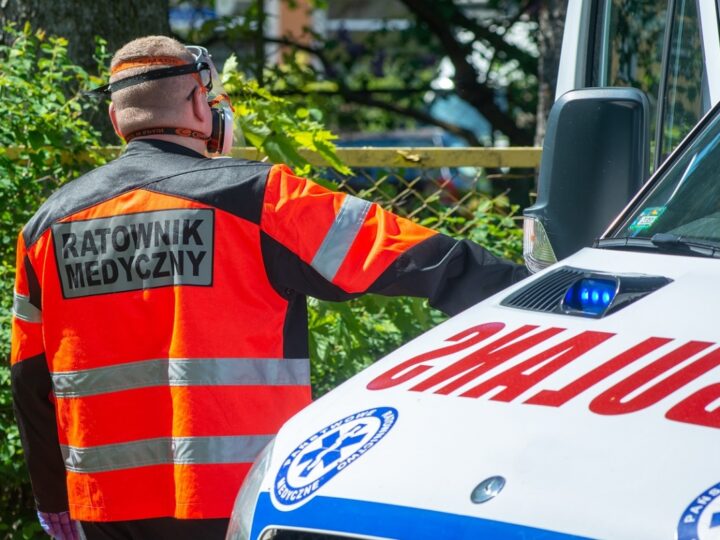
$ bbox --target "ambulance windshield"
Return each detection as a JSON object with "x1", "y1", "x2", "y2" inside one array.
[{"x1": 613, "y1": 109, "x2": 720, "y2": 245}]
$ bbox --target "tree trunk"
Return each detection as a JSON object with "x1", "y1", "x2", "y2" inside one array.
[
  {"x1": 534, "y1": 0, "x2": 567, "y2": 146},
  {"x1": 0, "y1": 0, "x2": 170, "y2": 141},
  {"x1": 0, "y1": 0, "x2": 170, "y2": 71}
]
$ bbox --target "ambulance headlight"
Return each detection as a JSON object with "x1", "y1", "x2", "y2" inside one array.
[
  {"x1": 523, "y1": 217, "x2": 558, "y2": 273},
  {"x1": 226, "y1": 438, "x2": 275, "y2": 540}
]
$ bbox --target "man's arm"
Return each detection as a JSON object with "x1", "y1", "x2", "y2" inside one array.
[
  {"x1": 260, "y1": 165, "x2": 528, "y2": 315},
  {"x1": 368, "y1": 233, "x2": 529, "y2": 315},
  {"x1": 10, "y1": 233, "x2": 69, "y2": 512}
]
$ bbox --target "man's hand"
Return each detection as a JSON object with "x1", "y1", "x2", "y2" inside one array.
[{"x1": 37, "y1": 511, "x2": 81, "y2": 540}]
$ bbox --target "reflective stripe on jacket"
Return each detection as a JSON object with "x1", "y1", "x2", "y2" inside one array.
[{"x1": 10, "y1": 140, "x2": 527, "y2": 521}]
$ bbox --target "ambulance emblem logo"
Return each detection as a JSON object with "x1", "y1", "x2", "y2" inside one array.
[
  {"x1": 273, "y1": 407, "x2": 398, "y2": 507},
  {"x1": 678, "y1": 482, "x2": 720, "y2": 540}
]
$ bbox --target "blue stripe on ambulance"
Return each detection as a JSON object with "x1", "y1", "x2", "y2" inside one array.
[{"x1": 251, "y1": 493, "x2": 591, "y2": 540}]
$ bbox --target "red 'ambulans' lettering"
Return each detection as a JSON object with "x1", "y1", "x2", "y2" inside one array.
[
  {"x1": 666, "y1": 383, "x2": 720, "y2": 429},
  {"x1": 526, "y1": 337, "x2": 672, "y2": 407},
  {"x1": 410, "y1": 326, "x2": 565, "y2": 395},
  {"x1": 366, "y1": 323, "x2": 505, "y2": 390},
  {"x1": 460, "y1": 331, "x2": 613, "y2": 401},
  {"x1": 589, "y1": 341, "x2": 715, "y2": 415},
  {"x1": 367, "y1": 322, "x2": 720, "y2": 431}
]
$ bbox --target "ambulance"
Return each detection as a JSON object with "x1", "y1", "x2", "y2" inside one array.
[{"x1": 226, "y1": 1, "x2": 720, "y2": 538}]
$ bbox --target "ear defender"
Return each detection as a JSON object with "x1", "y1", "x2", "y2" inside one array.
[{"x1": 207, "y1": 106, "x2": 233, "y2": 155}]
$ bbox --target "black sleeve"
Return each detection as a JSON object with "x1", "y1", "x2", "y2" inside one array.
[
  {"x1": 262, "y1": 231, "x2": 528, "y2": 315},
  {"x1": 11, "y1": 354, "x2": 69, "y2": 512},
  {"x1": 369, "y1": 234, "x2": 529, "y2": 315},
  {"x1": 261, "y1": 232, "x2": 363, "y2": 303}
]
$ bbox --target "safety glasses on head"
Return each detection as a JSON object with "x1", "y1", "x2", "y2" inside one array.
[
  {"x1": 87, "y1": 44, "x2": 235, "y2": 156},
  {"x1": 184, "y1": 46, "x2": 212, "y2": 87},
  {"x1": 91, "y1": 58, "x2": 212, "y2": 96}
]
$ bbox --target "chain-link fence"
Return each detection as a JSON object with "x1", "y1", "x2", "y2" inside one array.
[{"x1": 234, "y1": 147, "x2": 542, "y2": 237}]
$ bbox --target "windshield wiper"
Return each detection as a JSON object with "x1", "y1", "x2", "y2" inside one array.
[
  {"x1": 596, "y1": 234, "x2": 720, "y2": 258},
  {"x1": 649, "y1": 233, "x2": 720, "y2": 258}
]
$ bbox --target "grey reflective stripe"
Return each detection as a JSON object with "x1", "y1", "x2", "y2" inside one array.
[
  {"x1": 311, "y1": 195, "x2": 372, "y2": 281},
  {"x1": 169, "y1": 358, "x2": 309, "y2": 387},
  {"x1": 12, "y1": 292, "x2": 41, "y2": 323},
  {"x1": 174, "y1": 436, "x2": 271, "y2": 466},
  {"x1": 52, "y1": 358, "x2": 310, "y2": 398},
  {"x1": 60, "y1": 435, "x2": 273, "y2": 473}
]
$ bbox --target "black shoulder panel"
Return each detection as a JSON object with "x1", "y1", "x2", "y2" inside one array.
[
  {"x1": 147, "y1": 158, "x2": 270, "y2": 225},
  {"x1": 24, "y1": 254, "x2": 42, "y2": 309},
  {"x1": 23, "y1": 159, "x2": 132, "y2": 248},
  {"x1": 22, "y1": 140, "x2": 271, "y2": 248}
]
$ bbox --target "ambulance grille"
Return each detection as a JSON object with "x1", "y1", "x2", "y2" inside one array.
[{"x1": 501, "y1": 267, "x2": 584, "y2": 312}]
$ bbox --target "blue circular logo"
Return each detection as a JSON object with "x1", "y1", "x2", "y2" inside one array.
[
  {"x1": 678, "y1": 482, "x2": 720, "y2": 540},
  {"x1": 273, "y1": 406, "x2": 398, "y2": 507}
]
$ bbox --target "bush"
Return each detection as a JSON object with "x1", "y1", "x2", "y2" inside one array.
[{"x1": 0, "y1": 25, "x2": 107, "y2": 538}]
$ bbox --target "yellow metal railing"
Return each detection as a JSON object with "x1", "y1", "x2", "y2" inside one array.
[
  {"x1": 231, "y1": 147, "x2": 542, "y2": 169},
  {"x1": 4, "y1": 146, "x2": 542, "y2": 168}
]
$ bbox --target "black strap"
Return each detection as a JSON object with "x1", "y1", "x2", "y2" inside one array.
[{"x1": 87, "y1": 62, "x2": 210, "y2": 96}]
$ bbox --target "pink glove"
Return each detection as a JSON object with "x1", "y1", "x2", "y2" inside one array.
[{"x1": 37, "y1": 511, "x2": 81, "y2": 540}]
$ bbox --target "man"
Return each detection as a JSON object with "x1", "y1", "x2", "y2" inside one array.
[{"x1": 10, "y1": 36, "x2": 528, "y2": 539}]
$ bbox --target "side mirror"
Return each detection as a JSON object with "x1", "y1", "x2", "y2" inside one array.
[{"x1": 523, "y1": 88, "x2": 649, "y2": 271}]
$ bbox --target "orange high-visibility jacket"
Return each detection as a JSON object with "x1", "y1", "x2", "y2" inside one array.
[{"x1": 11, "y1": 140, "x2": 527, "y2": 521}]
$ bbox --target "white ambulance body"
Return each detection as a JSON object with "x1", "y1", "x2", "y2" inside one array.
[{"x1": 227, "y1": 1, "x2": 720, "y2": 539}]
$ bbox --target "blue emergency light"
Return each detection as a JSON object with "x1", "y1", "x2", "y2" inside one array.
[
  {"x1": 502, "y1": 266, "x2": 672, "y2": 319},
  {"x1": 563, "y1": 278, "x2": 617, "y2": 316}
]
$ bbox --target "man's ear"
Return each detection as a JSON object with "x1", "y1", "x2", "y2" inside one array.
[
  {"x1": 108, "y1": 103, "x2": 125, "y2": 140},
  {"x1": 191, "y1": 88, "x2": 211, "y2": 126},
  {"x1": 192, "y1": 89, "x2": 212, "y2": 134}
]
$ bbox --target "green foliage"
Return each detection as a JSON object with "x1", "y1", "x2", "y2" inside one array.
[
  {"x1": 222, "y1": 56, "x2": 351, "y2": 176},
  {"x1": 0, "y1": 24, "x2": 107, "y2": 539},
  {"x1": 428, "y1": 193, "x2": 524, "y2": 262},
  {"x1": 309, "y1": 295, "x2": 444, "y2": 397}
]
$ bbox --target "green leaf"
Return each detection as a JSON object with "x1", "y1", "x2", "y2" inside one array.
[
  {"x1": 239, "y1": 120, "x2": 272, "y2": 149},
  {"x1": 313, "y1": 139, "x2": 352, "y2": 175},
  {"x1": 263, "y1": 133, "x2": 309, "y2": 169}
]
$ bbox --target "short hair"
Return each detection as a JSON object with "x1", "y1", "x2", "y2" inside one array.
[{"x1": 110, "y1": 36, "x2": 197, "y2": 133}]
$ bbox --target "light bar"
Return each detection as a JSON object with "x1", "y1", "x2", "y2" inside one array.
[{"x1": 562, "y1": 278, "x2": 618, "y2": 316}]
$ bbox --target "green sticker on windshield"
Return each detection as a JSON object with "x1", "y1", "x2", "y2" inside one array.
[{"x1": 629, "y1": 206, "x2": 666, "y2": 234}]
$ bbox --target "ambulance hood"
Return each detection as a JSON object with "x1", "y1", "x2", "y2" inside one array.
[{"x1": 253, "y1": 248, "x2": 720, "y2": 540}]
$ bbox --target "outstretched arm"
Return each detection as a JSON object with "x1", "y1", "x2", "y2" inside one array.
[{"x1": 260, "y1": 165, "x2": 528, "y2": 315}]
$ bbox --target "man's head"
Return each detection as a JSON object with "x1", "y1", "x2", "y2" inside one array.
[{"x1": 108, "y1": 36, "x2": 212, "y2": 151}]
